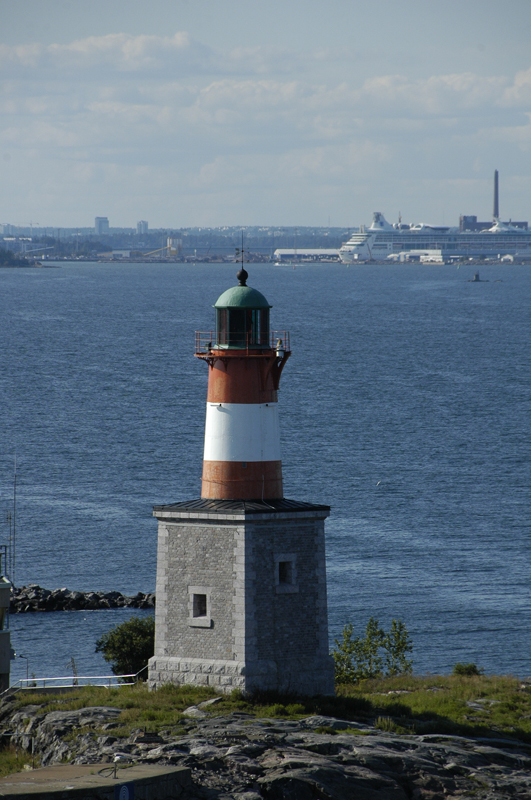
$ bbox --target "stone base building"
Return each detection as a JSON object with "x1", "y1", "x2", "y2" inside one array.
[{"x1": 148, "y1": 499, "x2": 334, "y2": 695}]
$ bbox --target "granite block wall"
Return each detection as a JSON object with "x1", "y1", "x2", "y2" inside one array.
[{"x1": 149, "y1": 509, "x2": 334, "y2": 696}]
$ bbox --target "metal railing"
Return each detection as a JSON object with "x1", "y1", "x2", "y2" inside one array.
[
  {"x1": 3, "y1": 671, "x2": 143, "y2": 697},
  {"x1": 195, "y1": 330, "x2": 290, "y2": 354}
]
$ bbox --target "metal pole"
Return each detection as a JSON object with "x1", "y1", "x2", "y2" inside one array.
[{"x1": 12, "y1": 455, "x2": 16, "y2": 587}]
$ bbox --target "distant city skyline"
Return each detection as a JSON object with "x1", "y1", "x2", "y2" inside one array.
[
  {"x1": 0, "y1": 217, "x2": 358, "y2": 240},
  {"x1": 1, "y1": 0, "x2": 531, "y2": 227}
]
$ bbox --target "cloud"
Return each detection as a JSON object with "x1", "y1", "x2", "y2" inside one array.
[
  {"x1": 0, "y1": 42, "x2": 45, "y2": 67},
  {"x1": 0, "y1": 30, "x2": 530, "y2": 225},
  {"x1": 0, "y1": 33, "x2": 315, "y2": 80},
  {"x1": 501, "y1": 66, "x2": 531, "y2": 106},
  {"x1": 192, "y1": 141, "x2": 389, "y2": 192},
  {"x1": 0, "y1": 32, "x2": 216, "y2": 79},
  {"x1": 478, "y1": 112, "x2": 531, "y2": 152},
  {"x1": 349, "y1": 73, "x2": 517, "y2": 118}
]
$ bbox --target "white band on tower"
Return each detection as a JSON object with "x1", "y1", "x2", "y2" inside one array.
[{"x1": 203, "y1": 402, "x2": 281, "y2": 463}]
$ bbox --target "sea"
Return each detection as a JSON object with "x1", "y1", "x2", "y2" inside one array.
[{"x1": 1, "y1": 261, "x2": 530, "y2": 685}]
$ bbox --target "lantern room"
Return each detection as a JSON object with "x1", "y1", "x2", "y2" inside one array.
[{"x1": 213, "y1": 268, "x2": 271, "y2": 349}]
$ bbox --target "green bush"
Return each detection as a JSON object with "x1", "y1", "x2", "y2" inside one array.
[
  {"x1": 332, "y1": 617, "x2": 412, "y2": 684},
  {"x1": 374, "y1": 716, "x2": 409, "y2": 734},
  {"x1": 286, "y1": 703, "x2": 306, "y2": 715},
  {"x1": 95, "y1": 615, "x2": 155, "y2": 680},
  {"x1": 452, "y1": 662, "x2": 483, "y2": 676}
]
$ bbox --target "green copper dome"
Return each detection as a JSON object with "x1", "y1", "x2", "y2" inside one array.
[
  {"x1": 213, "y1": 271, "x2": 272, "y2": 349},
  {"x1": 214, "y1": 284, "x2": 271, "y2": 310}
]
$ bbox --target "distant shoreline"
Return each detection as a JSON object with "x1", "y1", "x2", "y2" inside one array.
[{"x1": 35, "y1": 257, "x2": 531, "y2": 266}]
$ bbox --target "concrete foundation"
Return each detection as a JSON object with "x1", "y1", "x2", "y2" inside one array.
[{"x1": 0, "y1": 763, "x2": 191, "y2": 798}]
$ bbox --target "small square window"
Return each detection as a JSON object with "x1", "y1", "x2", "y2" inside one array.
[
  {"x1": 193, "y1": 593, "x2": 207, "y2": 618},
  {"x1": 278, "y1": 561, "x2": 293, "y2": 585},
  {"x1": 188, "y1": 586, "x2": 212, "y2": 627},
  {"x1": 274, "y1": 553, "x2": 299, "y2": 594}
]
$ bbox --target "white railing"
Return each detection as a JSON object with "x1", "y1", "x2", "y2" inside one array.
[{"x1": 6, "y1": 672, "x2": 140, "y2": 694}]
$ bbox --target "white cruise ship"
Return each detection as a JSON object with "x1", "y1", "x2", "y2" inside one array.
[{"x1": 339, "y1": 173, "x2": 531, "y2": 263}]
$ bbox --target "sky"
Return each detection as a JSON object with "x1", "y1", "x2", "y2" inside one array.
[{"x1": 1, "y1": 0, "x2": 531, "y2": 228}]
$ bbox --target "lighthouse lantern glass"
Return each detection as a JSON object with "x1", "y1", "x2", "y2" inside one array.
[{"x1": 216, "y1": 307, "x2": 270, "y2": 349}]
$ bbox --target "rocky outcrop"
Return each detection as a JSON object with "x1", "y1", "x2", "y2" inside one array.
[
  {"x1": 1, "y1": 697, "x2": 531, "y2": 798},
  {"x1": 9, "y1": 584, "x2": 155, "y2": 613}
]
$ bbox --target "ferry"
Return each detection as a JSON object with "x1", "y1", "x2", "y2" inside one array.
[{"x1": 339, "y1": 173, "x2": 531, "y2": 263}]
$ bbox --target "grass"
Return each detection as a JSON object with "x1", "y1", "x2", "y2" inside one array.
[
  {"x1": 10, "y1": 673, "x2": 531, "y2": 745},
  {"x1": 14, "y1": 683, "x2": 216, "y2": 735},
  {"x1": 0, "y1": 746, "x2": 34, "y2": 777},
  {"x1": 339, "y1": 673, "x2": 531, "y2": 741}
]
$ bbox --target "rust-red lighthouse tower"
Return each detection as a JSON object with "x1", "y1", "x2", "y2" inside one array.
[
  {"x1": 198, "y1": 267, "x2": 288, "y2": 500},
  {"x1": 149, "y1": 271, "x2": 334, "y2": 696}
]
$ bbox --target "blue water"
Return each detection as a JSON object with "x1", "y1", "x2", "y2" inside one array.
[{"x1": 1, "y1": 262, "x2": 530, "y2": 683}]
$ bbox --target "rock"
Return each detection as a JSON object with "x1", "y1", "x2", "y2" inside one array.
[
  {"x1": 189, "y1": 744, "x2": 222, "y2": 758},
  {"x1": 2, "y1": 701, "x2": 531, "y2": 799},
  {"x1": 182, "y1": 705, "x2": 208, "y2": 719},
  {"x1": 300, "y1": 715, "x2": 360, "y2": 731},
  {"x1": 260, "y1": 764, "x2": 409, "y2": 800},
  {"x1": 198, "y1": 696, "x2": 223, "y2": 709},
  {"x1": 131, "y1": 732, "x2": 165, "y2": 744},
  {"x1": 10, "y1": 584, "x2": 156, "y2": 613},
  {"x1": 233, "y1": 794, "x2": 263, "y2": 800},
  {"x1": 226, "y1": 755, "x2": 263, "y2": 775}
]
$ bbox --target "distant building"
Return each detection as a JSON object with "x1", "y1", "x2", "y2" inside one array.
[
  {"x1": 388, "y1": 249, "x2": 445, "y2": 263},
  {"x1": 167, "y1": 237, "x2": 182, "y2": 255},
  {"x1": 273, "y1": 248, "x2": 339, "y2": 262},
  {"x1": 137, "y1": 220, "x2": 149, "y2": 235},
  {"x1": 95, "y1": 217, "x2": 110, "y2": 236}
]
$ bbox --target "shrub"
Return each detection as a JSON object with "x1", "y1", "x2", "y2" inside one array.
[
  {"x1": 95, "y1": 615, "x2": 155, "y2": 680},
  {"x1": 452, "y1": 662, "x2": 483, "y2": 677},
  {"x1": 374, "y1": 716, "x2": 409, "y2": 734},
  {"x1": 285, "y1": 703, "x2": 306, "y2": 715},
  {"x1": 332, "y1": 617, "x2": 412, "y2": 684}
]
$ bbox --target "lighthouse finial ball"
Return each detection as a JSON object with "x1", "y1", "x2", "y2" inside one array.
[{"x1": 236, "y1": 268, "x2": 248, "y2": 286}]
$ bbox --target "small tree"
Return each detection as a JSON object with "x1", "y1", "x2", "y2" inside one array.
[
  {"x1": 95, "y1": 615, "x2": 155, "y2": 680},
  {"x1": 332, "y1": 622, "x2": 358, "y2": 684},
  {"x1": 332, "y1": 617, "x2": 412, "y2": 685},
  {"x1": 362, "y1": 617, "x2": 386, "y2": 678},
  {"x1": 383, "y1": 619, "x2": 413, "y2": 676}
]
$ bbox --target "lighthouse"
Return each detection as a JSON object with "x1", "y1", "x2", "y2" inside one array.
[
  {"x1": 200, "y1": 268, "x2": 286, "y2": 501},
  {"x1": 148, "y1": 271, "x2": 334, "y2": 696}
]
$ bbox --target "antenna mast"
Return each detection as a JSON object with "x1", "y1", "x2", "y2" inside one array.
[{"x1": 235, "y1": 231, "x2": 247, "y2": 266}]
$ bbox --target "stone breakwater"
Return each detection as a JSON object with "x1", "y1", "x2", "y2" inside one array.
[
  {"x1": 9, "y1": 584, "x2": 155, "y2": 613},
  {"x1": 1, "y1": 698, "x2": 531, "y2": 799}
]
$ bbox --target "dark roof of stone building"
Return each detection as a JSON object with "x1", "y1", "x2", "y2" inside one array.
[{"x1": 153, "y1": 498, "x2": 330, "y2": 515}]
